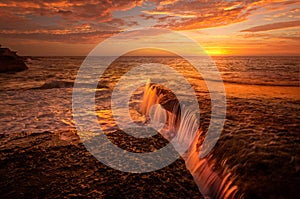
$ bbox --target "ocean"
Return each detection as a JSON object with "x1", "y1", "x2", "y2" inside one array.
[
  {"x1": 0, "y1": 56, "x2": 298, "y2": 133},
  {"x1": 0, "y1": 56, "x2": 299, "y2": 198}
]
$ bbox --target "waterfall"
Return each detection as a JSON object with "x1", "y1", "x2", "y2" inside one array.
[
  {"x1": 140, "y1": 79, "x2": 162, "y2": 116},
  {"x1": 140, "y1": 81, "x2": 243, "y2": 199}
]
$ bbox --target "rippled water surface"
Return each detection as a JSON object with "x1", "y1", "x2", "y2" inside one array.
[{"x1": 0, "y1": 56, "x2": 298, "y2": 134}]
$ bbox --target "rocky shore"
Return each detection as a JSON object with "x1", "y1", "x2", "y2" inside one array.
[{"x1": 0, "y1": 131, "x2": 203, "y2": 198}]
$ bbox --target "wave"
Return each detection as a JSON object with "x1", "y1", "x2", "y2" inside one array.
[
  {"x1": 33, "y1": 80, "x2": 109, "y2": 90},
  {"x1": 34, "y1": 80, "x2": 74, "y2": 89}
]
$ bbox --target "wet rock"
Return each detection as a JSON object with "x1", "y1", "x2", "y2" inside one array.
[{"x1": 0, "y1": 131, "x2": 203, "y2": 198}]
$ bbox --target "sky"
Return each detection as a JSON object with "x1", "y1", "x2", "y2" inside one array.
[{"x1": 0, "y1": 0, "x2": 299, "y2": 56}]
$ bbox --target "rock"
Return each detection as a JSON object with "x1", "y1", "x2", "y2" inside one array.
[
  {"x1": 0, "y1": 130, "x2": 203, "y2": 198},
  {"x1": 0, "y1": 45, "x2": 28, "y2": 73}
]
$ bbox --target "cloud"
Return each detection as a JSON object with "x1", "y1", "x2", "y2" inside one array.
[
  {"x1": 238, "y1": 31, "x2": 300, "y2": 43},
  {"x1": 140, "y1": 0, "x2": 257, "y2": 30},
  {"x1": 0, "y1": 0, "x2": 141, "y2": 43},
  {"x1": 1, "y1": 0, "x2": 298, "y2": 39},
  {"x1": 241, "y1": 20, "x2": 300, "y2": 32},
  {"x1": 0, "y1": 30, "x2": 120, "y2": 43},
  {"x1": 142, "y1": 0, "x2": 300, "y2": 30}
]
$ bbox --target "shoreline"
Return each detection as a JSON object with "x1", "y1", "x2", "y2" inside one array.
[{"x1": 0, "y1": 131, "x2": 203, "y2": 198}]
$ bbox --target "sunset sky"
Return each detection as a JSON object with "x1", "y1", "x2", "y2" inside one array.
[{"x1": 0, "y1": 0, "x2": 299, "y2": 56}]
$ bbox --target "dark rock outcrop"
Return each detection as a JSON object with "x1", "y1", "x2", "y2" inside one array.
[{"x1": 0, "y1": 45, "x2": 28, "y2": 73}]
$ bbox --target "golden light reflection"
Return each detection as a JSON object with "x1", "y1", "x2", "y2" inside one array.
[{"x1": 225, "y1": 83, "x2": 300, "y2": 100}]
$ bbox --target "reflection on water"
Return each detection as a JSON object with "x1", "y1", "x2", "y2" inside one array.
[
  {"x1": 224, "y1": 82, "x2": 300, "y2": 100},
  {"x1": 1, "y1": 56, "x2": 298, "y2": 134}
]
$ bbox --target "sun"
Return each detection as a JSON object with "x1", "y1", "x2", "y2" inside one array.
[{"x1": 204, "y1": 47, "x2": 229, "y2": 56}]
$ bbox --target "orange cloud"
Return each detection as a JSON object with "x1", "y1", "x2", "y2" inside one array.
[
  {"x1": 0, "y1": 30, "x2": 120, "y2": 44},
  {"x1": 143, "y1": 0, "x2": 300, "y2": 30},
  {"x1": 0, "y1": 0, "x2": 141, "y2": 43},
  {"x1": 241, "y1": 20, "x2": 300, "y2": 32}
]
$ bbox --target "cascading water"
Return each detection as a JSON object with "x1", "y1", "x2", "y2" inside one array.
[
  {"x1": 140, "y1": 81, "x2": 243, "y2": 199},
  {"x1": 140, "y1": 79, "x2": 162, "y2": 116}
]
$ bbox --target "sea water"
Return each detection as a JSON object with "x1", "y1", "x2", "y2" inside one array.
[{"x1": 0, "y1": 56, "x2": 299, "y2": 197}]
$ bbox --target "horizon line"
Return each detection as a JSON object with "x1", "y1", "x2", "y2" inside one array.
[{"x1": 23, "y1": 55, "x2": 300, "y2": 57}]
